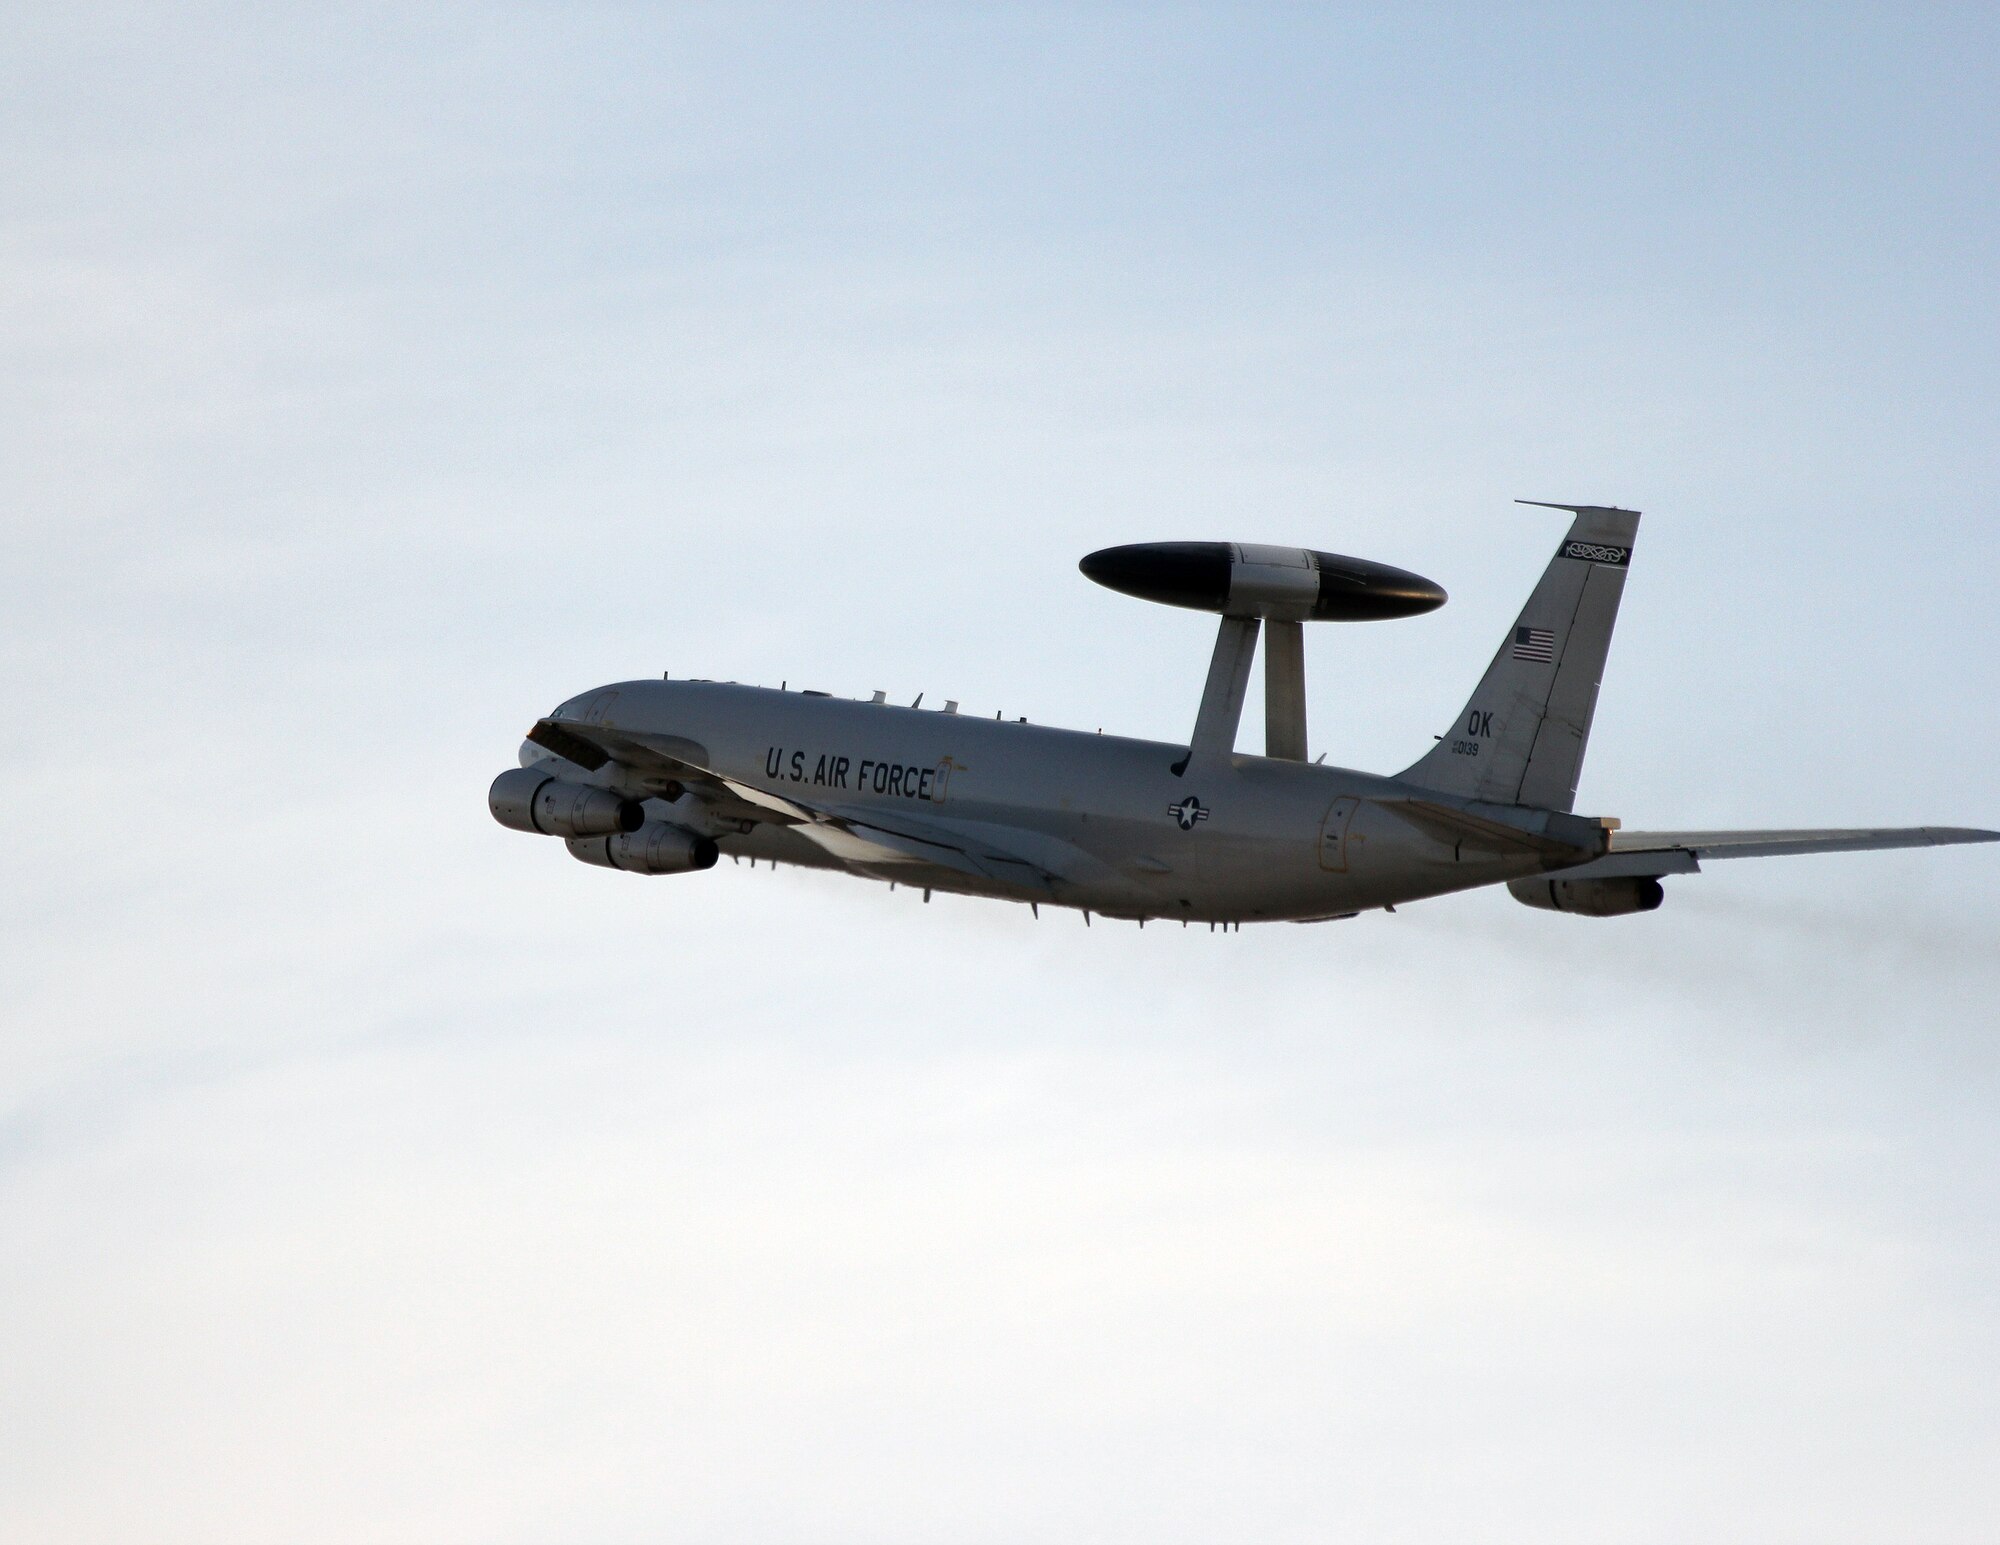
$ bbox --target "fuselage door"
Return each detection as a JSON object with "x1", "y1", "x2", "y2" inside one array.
[{"x1": 1317, "y1": 796, "x2": 1360, "y2": 873}]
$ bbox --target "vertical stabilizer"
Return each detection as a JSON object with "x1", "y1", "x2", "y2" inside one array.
[{"x1": 1398, "y1": 504, "x2": 1640, "y2": 812}]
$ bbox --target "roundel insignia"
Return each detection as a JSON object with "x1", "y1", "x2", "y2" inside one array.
[{"x1": 1168, "y1": 795, "x2": 1210, "y2": 831}]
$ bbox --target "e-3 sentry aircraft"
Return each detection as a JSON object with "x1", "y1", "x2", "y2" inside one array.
[{"x1": 490, "y1": 504, "x2": 1995, "y2": 924}]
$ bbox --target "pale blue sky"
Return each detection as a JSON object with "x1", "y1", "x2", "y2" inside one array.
[{"x1": 4, "y1": 7, "x2": 1998, "y2": 1542}]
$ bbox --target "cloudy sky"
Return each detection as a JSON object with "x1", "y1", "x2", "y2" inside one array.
[{"x1": 5, "y1": 6, "x2": 1998, "y2": 1541}]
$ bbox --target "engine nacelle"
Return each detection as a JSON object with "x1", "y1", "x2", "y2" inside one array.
[
  {"x1": 489, "y1": 767, "x2": 643, "y2": 838},
  {"x1": 567, "y1": 821, "x2": 720, "y2": 875},
  {"x1": 1509, "y1": 875, "x2": 1665, "y2": 917}
]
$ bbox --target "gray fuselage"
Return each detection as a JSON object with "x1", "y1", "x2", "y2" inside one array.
[{"x1": 535, "y1": 679, "x2": 1549, "y2": 923}]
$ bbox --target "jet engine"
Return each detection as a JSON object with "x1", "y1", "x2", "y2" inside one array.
[
  {"x1": 489, "y1": 767, "x2": 643, "y2": 838},
  {"x1": 1508, "y1": 875, "x2": 1665, "y2": 916},
  {"x1": 567, "y1": 821, "x2": 720, "y2": 875}
]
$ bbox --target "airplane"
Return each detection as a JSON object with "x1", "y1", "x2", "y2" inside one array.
[{"x1": 489, "y1": 503, "x2": 1995, "y2": 925}]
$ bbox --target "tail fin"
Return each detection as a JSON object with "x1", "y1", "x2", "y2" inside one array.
[{"x1": 1398, "y1": 503, "x2": 1640, "y2": 812}]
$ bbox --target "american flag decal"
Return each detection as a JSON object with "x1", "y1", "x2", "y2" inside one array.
[{"x1": 1512, "y1": 626, "x2": 1556, "y2": 662}]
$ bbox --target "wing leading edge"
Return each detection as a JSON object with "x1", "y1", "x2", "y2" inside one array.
[{"x1": 524, "y1": 717, "x2": 1066, "y2": 893}]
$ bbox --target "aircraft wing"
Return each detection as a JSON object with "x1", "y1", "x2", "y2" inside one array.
[
  {"x1": 524, "y1": 716, "x2": 698, "y2": 778},
  {"x1": 523, "y1": 717, "x2": 1062, "y2": 891},
  {"x1": 770, "y1": 803, "x2": 1064, "y2": 892},
  {"x1": 1551, "y1": 824, "x2": 1999, "y2": 879},
  {"x1": 526, "y1": 717, "x2": 775, "y2": 825}
]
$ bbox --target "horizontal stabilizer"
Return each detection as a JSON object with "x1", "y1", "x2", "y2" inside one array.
[
  {"x1": 1610, "y1": 826, "x2": 2000, "y2": 861},
  {"x1": 1551, "y1": 825, "x2": 1998, "y2": 880}
]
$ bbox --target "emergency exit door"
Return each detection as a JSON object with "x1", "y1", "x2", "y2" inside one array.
[{"x1": 1317, "y1": 797, "x2": 1360, "y2": 872}]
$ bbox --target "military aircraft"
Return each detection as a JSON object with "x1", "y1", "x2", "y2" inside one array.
[{"x1": 490, "y1": 504, "x2": 1994, "y2": 924}]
